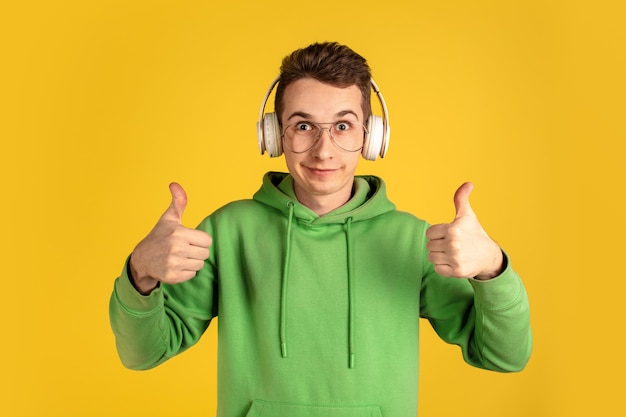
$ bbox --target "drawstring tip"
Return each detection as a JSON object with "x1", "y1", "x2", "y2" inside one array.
[
  {"x1": 349, "y1": 353, "x2": 355, "y2": 369},
  {"x1": 281, "y1": 342, "x2": 288, "y2": 358}
]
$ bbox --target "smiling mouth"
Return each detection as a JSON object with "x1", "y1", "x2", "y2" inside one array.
[{"x1": 306, "y1": 167, "x2": 337, "y2": 175}]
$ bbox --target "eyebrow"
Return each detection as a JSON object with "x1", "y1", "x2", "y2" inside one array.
[{"x1": 286, "y1": 110, "x2": 360, "y2": 121}]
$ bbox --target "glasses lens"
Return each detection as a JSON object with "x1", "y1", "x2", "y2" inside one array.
[
  {"x1": 331, "y1": 122, "x2": 364, "y2": 152},
  {"x1": 283, "y1": 121, "x2": 365, "y2": 153},
  {"x1": 283, "y1": 122, "x2": 318, "y2": 153}
]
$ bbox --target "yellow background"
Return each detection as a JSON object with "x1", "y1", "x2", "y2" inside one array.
[{"x1": 2, "y1": 0, "x2": 624, "y2": 415}]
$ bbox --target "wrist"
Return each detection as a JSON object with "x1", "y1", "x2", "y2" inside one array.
[
  {"x1": 129, "y1": 254, "x2": 159, "y2": 295},
  {"x1": 474, "y1": 248, "x2": 505, "y2": 281}
]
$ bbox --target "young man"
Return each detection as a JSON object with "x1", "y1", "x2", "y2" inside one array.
[{"x1": 109, "y1": 42, "x2": 531, "y2": 417}]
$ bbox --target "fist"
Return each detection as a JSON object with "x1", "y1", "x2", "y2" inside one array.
[
  {"x1": 129, "y1": 183, "x2": 212, "y2": 293},
  {"x1": 425, "y1": 182, "x2": 503, "y2": 280}
]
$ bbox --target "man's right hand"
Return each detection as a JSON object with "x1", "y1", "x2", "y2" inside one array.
[{"x1": 129, "y1": 183, "x2": 213, "y2": 294}]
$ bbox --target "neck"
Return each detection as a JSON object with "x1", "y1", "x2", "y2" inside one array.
[{"x1": 294, "y1": 186, "x2": 354, "y2": 216}]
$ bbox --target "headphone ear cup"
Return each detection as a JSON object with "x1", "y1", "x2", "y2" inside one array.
[
  {"x1": 362, "y1": 115, "x2": 384, "y2": 161},
  {"x1": 257, "y1": 120, "x2": 266, "y2": 154},
  {"x1": 262, "y1": 112, "x2": 282, "y2": 157}
]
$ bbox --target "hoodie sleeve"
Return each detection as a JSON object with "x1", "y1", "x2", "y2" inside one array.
[
  {"x1": 465, "y1": 257, "x2": 532, "y2": 371},
  {"x1": 109, "y1": 219, "x2": 218, "y2": 371},
  {"x1": 420, "y1": 237, "x2": 532, "y2": 372}
]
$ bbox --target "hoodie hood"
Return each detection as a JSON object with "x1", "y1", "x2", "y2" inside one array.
[
  {"x1": 253, "y1": 171, "x2": 396, "y2": 223},
  {"x1": 253, "y1": 172, "x2": 395, "y2": 368}
]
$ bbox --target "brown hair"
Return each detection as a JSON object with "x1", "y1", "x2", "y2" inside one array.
[{"x1": 274, "y1": 42, "x2": 372, "y2": 124}]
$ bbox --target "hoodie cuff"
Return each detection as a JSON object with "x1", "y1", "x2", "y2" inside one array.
[
  {"x1": 113, "y1": 257, "x2": 164, "y2": 313},
  {"x1": 468, "y1": 252, "x2": 524, "y2": 310}
]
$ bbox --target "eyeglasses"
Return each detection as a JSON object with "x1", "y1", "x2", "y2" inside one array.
[{"x1": 281, "y1": 121, "x2": 367, "y2": 153}]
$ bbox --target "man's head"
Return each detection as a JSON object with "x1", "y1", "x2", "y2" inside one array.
[{"x1": 274, "y1": 42, "x2": 372, "y2": 125}]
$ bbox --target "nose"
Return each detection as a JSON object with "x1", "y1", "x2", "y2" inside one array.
[
  {"x1": 320, "y1": 126, "x2": 334, "y2": 139},
  {"x1": 312, "y1": 127, "x2": 335, "y2": 159}
]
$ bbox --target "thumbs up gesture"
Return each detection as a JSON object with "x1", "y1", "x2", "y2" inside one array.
[
  {"x1": 129, "y1": 183, "x2": 213, "y2": 294},
  {"x1": 425, "y1": 182, "x2": 504, "y2": 280}
]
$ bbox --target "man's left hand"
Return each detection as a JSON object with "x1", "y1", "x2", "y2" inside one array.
[{"x1": 425, "y1": 182, "x2": 504, "y2": 280}]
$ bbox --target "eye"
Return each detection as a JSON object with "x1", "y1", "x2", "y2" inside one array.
[
  {"x1": 295, "y1": 122, "x2": 314, "y2": 131},
  {"x1": 334, "y1": 122, "x2": 352, "y2": 133}
]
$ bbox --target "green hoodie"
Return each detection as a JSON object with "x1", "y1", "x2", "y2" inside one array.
[{"x1": 110, "y1": 172, "x2": 531, "y2": 417}]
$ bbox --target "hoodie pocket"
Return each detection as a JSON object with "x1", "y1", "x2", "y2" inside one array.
[{"x1": 245, "y1": 400, "x2": 383, "y2": 417}]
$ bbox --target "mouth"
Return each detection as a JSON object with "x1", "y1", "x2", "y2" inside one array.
[{"x1": 305, "y1": 166, "x2": 338, "y2": 176}]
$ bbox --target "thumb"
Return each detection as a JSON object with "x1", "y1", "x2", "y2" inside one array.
[
  {"x1": 453, "y1": 182, "x2": 475, "y2": 219},
  {"x1": 162, "y1": 182, "x2": 187, "y2": 223}
]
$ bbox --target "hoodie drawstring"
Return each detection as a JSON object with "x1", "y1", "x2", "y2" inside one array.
[
  {"x1": 279, "y1": 201, "x2": 295, "y2": 359},
  {"x1": 345, "y1": 217, "x2": 356, "y2": 369},
  {"x1": 279, "y1": 203, "x2": 356, "y2": 369}
]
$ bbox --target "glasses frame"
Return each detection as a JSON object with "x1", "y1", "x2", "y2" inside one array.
[{"x1": 281, "y1": 120, "x2": 368, "y2": 154}]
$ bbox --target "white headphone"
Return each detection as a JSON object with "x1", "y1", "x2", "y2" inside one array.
[{"x1": 257, "y1": 76, "x2": 390, "y2": 160}]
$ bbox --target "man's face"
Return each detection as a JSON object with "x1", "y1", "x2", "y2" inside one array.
[{"x1": 280, "y1": 78, "x2": 364, "y2": 213}]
